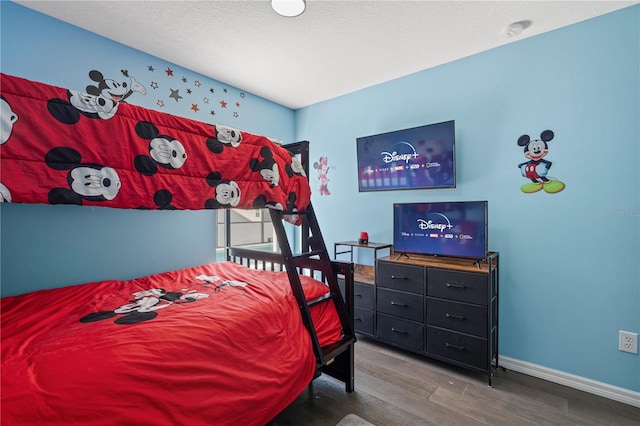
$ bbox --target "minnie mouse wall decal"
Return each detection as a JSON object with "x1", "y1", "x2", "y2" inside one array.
[{"x1": 313, "y1": 156, "x2": 331, "y2": 196}]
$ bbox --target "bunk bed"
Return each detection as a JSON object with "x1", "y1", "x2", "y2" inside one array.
[{"x1": 0, "y1": 73, "x2": 355, "y2": 426}]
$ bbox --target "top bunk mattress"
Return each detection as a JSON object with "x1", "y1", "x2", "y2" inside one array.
[{"x1": 0, "y1": 73, "x2": 310, "y2": 220}]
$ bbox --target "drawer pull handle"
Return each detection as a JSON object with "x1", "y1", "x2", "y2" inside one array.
[
  {"x1": 445, "y1": 342, "x2": 465, "y2": 351},
  {"x1": 391, "y1": 275, "x2": 407, "y2": 280},
  {"x1": 355, "y1": 294, "x2": 362, "y2": 297},
  {"x1": 355, "y1": 317, "x2": 362, "y2": 321},
  {"x1": 445, "y1": 313, "x2": 465, "y2": 320},
  {"x1": 390, "y1": 301, "x2": 407, "y2": 307},
  {"x1": 391, "y1": 327, "x2": 408, "y2": 334},
  {"x1": 446, "y1": 283, "x2": 465, "y2": 289}
]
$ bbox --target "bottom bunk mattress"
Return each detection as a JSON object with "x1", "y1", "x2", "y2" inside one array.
[{"x1": 1, "y1": 261, "x2": 342, "y2": 426}]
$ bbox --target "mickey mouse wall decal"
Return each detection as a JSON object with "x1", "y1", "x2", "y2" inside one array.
[
  {"x1": 86, "y1": 69, "x2": 147, "y2": 103},
  {"x1": 517, "y1": 130, "x2": 565, "y2": 194}
]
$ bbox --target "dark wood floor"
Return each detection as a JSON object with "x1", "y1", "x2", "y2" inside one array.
[{"x1": 268, "y1": 338, "x2": 640, "y2": 426}]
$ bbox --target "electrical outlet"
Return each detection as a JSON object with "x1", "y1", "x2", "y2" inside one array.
[{"x1": 619, "y1": 331, "x2": 638, "y2": 354}]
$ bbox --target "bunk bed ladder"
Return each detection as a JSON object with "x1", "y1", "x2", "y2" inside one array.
[{"x1": 269, "y1": 203, "x2": 356, "y2": 370}]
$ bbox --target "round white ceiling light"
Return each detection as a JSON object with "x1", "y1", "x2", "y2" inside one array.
[{"x1": 271, "y1": 0, "x2": 306, "y2": 18}]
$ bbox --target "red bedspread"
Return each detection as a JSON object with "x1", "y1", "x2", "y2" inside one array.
[
  {"x1": 0, "y1": 73, "x2": 310, "y2": 221},
  {"x1": 1, "y1": 262, "x2": 341, "y2": 426}
]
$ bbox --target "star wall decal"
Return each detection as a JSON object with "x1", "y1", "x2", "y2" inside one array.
[
  {"x1": 194, "y1": 80, "x2": 201, "y2": 87},
  {"x1": 182, "y1": 77, "x2": 188, "y2": 83},
  {"x1": 157, "y1": 100, "x2": 165, "y2": 107},
  {"x1": 219, "y1": 100, "x2": 227, "y2": 108},
  {"x1": 203, "y1": 97, "x2": 210, "y2": 104},
  {"x1": 210, "y1": 110, "x2": 216, "y2": 116},
  {"x1": 191, "y1": 104, "x2": 199, "y2": 113},
  {"x1": 209, "y1": 88, "x2": 215, "y2": 93},
  {"x1": 169, "y1": 89, "x2": 183, "y2": 102},
  {"x1": 148, "y1": 65, "x2": 155, "y2": 72},
  {"x1": 223, "y1": 88, "x2": 228, "y2": 93},
  {"x1": 151, "y1": 82, "x2": 159, "y2": 89},
  {"x1": 240, "y1": 93, "x2": 245, "y2": 98},
  {"x1": 235, "y1": 102, "x2": 240, "y2": 108},
  {"x1": 233, "y1": 112, "x2": 238, "y2": 118},
  {"x1": 166, "y1": 68, "x2": 174, "y2": 76},
  {"x1": 187, "y1": 89, "x2": 192, "y2": 95}
]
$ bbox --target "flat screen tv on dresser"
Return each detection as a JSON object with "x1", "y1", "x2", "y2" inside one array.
[
  {"x1": 393, "y1": 201, "x2": 488, "y2": 260},
  {"x1": 356, "y1": 120, "x2": 455, "y2": 192}
]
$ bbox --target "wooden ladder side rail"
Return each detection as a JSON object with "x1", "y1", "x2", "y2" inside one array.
[
  {"x1": 269, "y1": 207, "x2": 326, "y2": 366},
  {"x1": 289, "y1": 210, "x2": 356, "y2": 347},
  {"x1": 318, "y1": 260, "x2": 355, "y2": 393},
  {"x1": 298, "y1": 204, "x2": 356, "y2": 345},
  {"x1": 269, "y1": 206, "x2": 356, "y2": 374}
]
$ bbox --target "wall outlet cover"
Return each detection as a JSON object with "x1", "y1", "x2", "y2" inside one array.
[{"x1": 619, "y1": 330, "x2": 638, "y2": 354}]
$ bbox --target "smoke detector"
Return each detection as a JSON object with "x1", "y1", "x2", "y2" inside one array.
[{"x1": 502, "y1": 20, "x2": 532, "y2": 38}]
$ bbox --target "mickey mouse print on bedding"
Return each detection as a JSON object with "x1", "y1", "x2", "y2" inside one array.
[{"x1": 0, "y1": 73, "x2": 310, "y2": 223}]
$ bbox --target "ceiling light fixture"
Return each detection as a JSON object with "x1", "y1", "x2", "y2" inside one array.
[
  {"x1": 501, "y1": 20, "x2": 532, "y2": 38},
  {"x1": 271, "y1": 0, "x2": 306, "y2": 18}
]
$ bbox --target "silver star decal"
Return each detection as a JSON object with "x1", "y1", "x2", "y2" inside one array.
[{"x1": 169, "y1": 88, "x2": 183, "y2": 102}]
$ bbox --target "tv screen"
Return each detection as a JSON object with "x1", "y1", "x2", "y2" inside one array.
[
  {"x1": 356, "y1": 120, "x2": 455, "y2": 192},
  {"x1": 393, "y1": 201, "x2": 488, "y2": 260}
]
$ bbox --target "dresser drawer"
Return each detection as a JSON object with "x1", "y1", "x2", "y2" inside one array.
[
  {"x1": 377, "y1": 288, "x2": 424, "y2": 322},
  {"x1": 426, "y1": 326, "x2": 488, "y2": 370},
  {"x1": 426, "y1": 297, "x2": 487, "y2": 338},
  {"x1": 354, "y1": 282, "x2": 374, "y2": 310},
  {"x1": 427, "y1": 268, "x2": 487, "y2": 305},
  {"x1": 377, "y1": 261, "x2": 424, "y2": 294},
  {"x1": 354, "y1": 307, "x2": 374, "y2": 335},
  {"x1": 377, "y1": 313, "x2": 424, "y2": 352}
]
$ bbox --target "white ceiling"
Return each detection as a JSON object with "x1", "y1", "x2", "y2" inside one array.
[{"x1": 14, "y1": 0, "x2": 639, "y2": 110}]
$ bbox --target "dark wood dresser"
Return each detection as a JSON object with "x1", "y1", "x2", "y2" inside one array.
[{"x1": 374, "y1": 252, "x2": 499, "y2": 385}]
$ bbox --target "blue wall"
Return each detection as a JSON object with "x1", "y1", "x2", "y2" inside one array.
[
  {"x1": 0, "y1": 2, "x2": 295, "y2": 295},
  {"x1": 297, "y1": 6, "x2": 639, "y2": 393},
  {"x1": 1, "y1": 1, "x2": 638, "y2": 396}
]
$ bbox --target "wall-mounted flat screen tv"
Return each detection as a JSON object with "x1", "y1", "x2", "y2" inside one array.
[
  {"x1": 393, "y1": 201, "x2": 488, "y2": 260},
  {"x1": 356, "y1": 120, "x2": 455, "y2": 192}
]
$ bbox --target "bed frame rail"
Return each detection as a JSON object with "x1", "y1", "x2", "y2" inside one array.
[{"x1": 226, "y1": 246, "x2": 286, "y2": 271}]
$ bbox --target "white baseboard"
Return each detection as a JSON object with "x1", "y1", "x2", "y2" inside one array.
[{"x1": 498, "y1": 356, "x2": 640, "y2": 408}]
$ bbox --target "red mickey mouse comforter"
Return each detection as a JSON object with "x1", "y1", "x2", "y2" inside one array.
[
  {"x1": 1, "y1": 261, "x2": 341, "y2": 426},
  {"x1": 0, "y1": 73, "x2": 310, "y2": 218}
]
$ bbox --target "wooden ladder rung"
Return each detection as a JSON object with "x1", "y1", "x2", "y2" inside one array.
[
  {"x1": 307, "y1": 292, "x2": 340, "y2": 308},
  {"x1": 273, "y1": 209, "x2": 309, "y2": 216},
  {"x1": 319, "y1": 335, "x2": 356, "y2": 365},
  {"x1": 293, "y1": 250, "x2": 325, "y2": 259}
]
